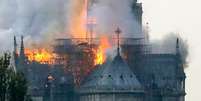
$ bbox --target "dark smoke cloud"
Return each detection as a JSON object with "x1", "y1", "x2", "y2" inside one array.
[{"x1": 150, "y1": 33, "x2": 189, "y2": 67}]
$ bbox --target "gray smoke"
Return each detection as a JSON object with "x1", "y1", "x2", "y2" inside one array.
[
  {"x1": 0, "y1": 0, "x2": 69, "y2": 51},
  {"x1": 0, "y1": 0, "x2": 189, "y2": 66},
  {"x1": 150, "y1": 33, "x2": 189, "y2": 67},
  {"x1": 88, "y1": 0, "x2": 141, "y2": 37},
  {"x1": 0, "y1": 0, "x2": 141, "y2": 51}
]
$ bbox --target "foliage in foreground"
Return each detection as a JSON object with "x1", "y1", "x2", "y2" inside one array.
[{"x1": 0, "y1": 53, "x2": 29, "y2": 101}]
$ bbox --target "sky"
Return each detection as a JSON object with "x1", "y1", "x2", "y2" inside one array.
[
  {"x1": 0, "y1": 0, "x2": 200, "y2": 100},
  {"x1": 140, "y1": 0, "x2": 201, "y2": 100}
]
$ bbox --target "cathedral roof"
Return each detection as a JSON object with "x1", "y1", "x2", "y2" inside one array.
[{"x1": 80, "y1": 54, "x2": 143, "y2": 93}]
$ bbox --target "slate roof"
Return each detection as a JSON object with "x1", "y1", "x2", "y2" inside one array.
[{"x1": 80, "y1": 54, "x2": 143, "y2": 93}]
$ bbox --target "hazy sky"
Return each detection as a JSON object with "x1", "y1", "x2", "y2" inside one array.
[{"x1": 140, "y1": 0, "x2": 201, "y2": 100}]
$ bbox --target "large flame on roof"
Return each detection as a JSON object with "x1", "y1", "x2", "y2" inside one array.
[
  {"x1": 68, "y1": 0, "x2": 88, "y2": 38},
  {"x1": 25, "y1": 48, "x2": 55, "y2": 64},
  {"x1": 94, "y1": 36, "x2": 111, "y2": 65}
]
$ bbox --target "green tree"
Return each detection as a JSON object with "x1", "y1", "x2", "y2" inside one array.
[
  {"x1": 8, "y1": 72, "x2": 27, "y2": 101},
  {"x1": 0, "y1": 53, "x2": 28, "y2": 101},
  {"x1": 0, "y1": 53, "x2": 11, "y2": 101}
]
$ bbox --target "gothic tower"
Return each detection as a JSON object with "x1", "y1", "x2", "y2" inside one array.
[
  {"x1": 13, "y1": 36, "x2": 18, "y2": 66},
  {"x1": 18, "y1": 35, "x2": 27, "y2": 68}
]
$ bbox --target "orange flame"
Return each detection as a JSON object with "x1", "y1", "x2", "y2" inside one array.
[
  {"x1": 25, "y1": 48, "x2": 55, "y2": 64},
  {"x1": 68, "y1": 0, "x2": 88, "y2": 38},
  {"x1": 94, "y1": 36, "x2": 111, "y2": 65}
]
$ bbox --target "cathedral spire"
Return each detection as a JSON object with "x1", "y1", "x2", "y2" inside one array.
[
  {"x1": 20, "y1": 35, "x2": 25, "y2": 59},
  {"x1": 13, "y1": 36, "x2": 18, "y2": 66},
  {"x1": 14, "y1": 36, "x2": 17, "y2": 54},
  {"x1": 115, "y1": 27, "x2": 122, "y2": 56}
]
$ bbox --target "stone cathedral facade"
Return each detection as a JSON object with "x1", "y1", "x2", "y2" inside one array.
[{"x1": 13, "y1": 0, "x2": 186, "y2": 101}]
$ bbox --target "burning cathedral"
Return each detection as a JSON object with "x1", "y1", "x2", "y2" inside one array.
[{"x1": 13, "y1": 0, "x2": 186, "y2": 101}]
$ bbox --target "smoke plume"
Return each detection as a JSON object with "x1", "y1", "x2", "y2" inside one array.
[
  {"x1": 0, "y1": 0, "x2": 141, "y2": 50},
  {"x1": 88, "y1": 0, "x2": 141, "y2": 37},
  {"x1": 150, "y1": 33, "x2": 189, "y2": 67},
  {"x1": 0, "y1": 0, "x2": 69, "y2": 51},
  {"x1": 67, "y1": 0, "x2": 88, "y2": 38},
  {"x1": 0, "y1": 0, "x2": 189, "y2": 66}
]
